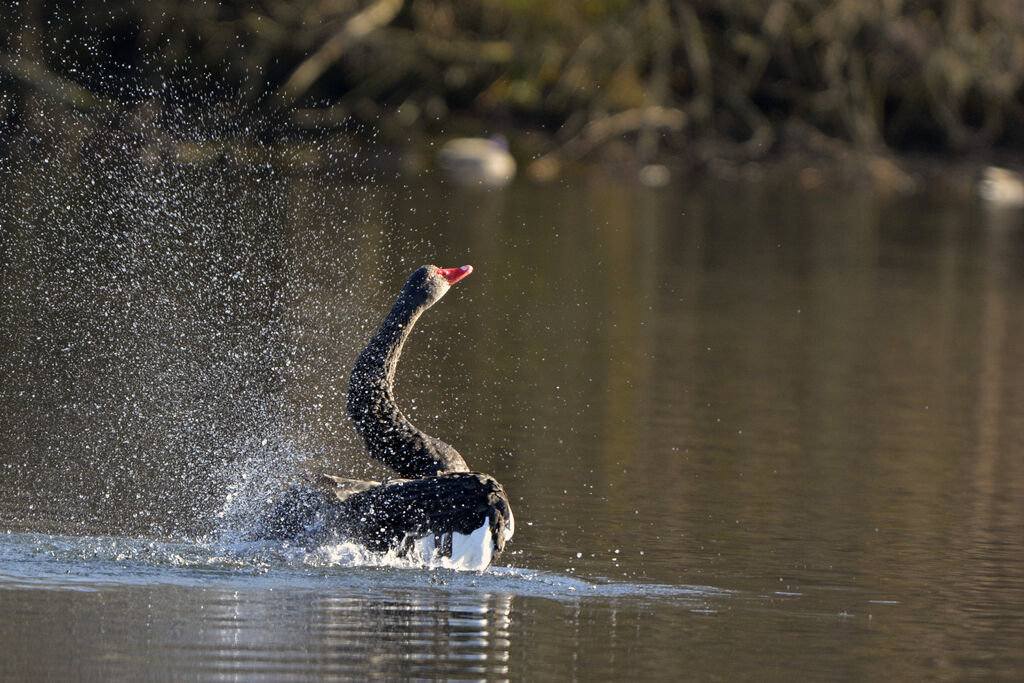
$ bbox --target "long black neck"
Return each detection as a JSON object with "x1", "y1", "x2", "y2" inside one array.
[{"x1": 347, "y1": 291, "x2": 469, "y2": 478}]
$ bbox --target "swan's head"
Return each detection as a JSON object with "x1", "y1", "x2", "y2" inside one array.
[{"x1": 402, "y1": 264, "x2": 473, "y2": 308}]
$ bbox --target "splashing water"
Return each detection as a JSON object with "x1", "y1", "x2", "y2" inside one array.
[
  {"x1": 0, "y1": 63, "x2": 432, "y2": 550},
  {"x1": 1, "y1": 529, "x2": 728, "y2": 608}
]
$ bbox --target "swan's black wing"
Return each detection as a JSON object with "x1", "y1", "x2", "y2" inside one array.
[
  {"x1": 332, "y1": 472, "x2": 514, "y2": 559},
  {"x1": 256, "y1": 472, "x2": 514, "y2": 568},
  {"x1": 256, "y1": 484, "x2": 329, "y2": 543},
  {"x1": 255, "y1": 474, "x2": 379, "y2": 543}
]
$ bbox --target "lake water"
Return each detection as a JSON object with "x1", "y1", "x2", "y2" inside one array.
[{"x1": 1, "y1": 148, "x2": 1023, "y2": 680}]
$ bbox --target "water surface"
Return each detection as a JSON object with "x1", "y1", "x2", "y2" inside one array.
[{"x1": 1, "y1": 153, "x2": 1023, "y2": 679}]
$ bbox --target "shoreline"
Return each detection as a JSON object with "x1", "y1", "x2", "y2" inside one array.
[{"x1": 2, "y1": 109, "x2": 1019, "y2": 204}]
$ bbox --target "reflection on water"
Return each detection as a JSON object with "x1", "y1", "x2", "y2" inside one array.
[
  {"x1": 0, "y1": 531, "x2": 724, "y2": 680},
  {"x1": 1, "y1": 577, "x2": 515, "y2": 680},
  {"x1": 1, "y1": 148, "x2": 1024, "y2": 679}
]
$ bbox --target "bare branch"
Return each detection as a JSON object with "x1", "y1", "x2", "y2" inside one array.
[
  {"x1": 273, "y1": 0, "x2": 404, "y2": 108},
  {"x1": 0, "y1": 52, "x2": 102, "y2": 110}
]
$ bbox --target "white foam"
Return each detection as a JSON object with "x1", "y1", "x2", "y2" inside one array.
[{"x1": 410, "y1": 533, "x2": 436, "y2": 563}]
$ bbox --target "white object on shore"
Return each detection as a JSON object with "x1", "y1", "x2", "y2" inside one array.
[
  {"x1": 638, "y1": 164, "x2": 671, "y2": 188},
  {"x1": 978, "y1": 166, "x2": 1024, "y2": 205},
  {"x1": 438, "y1": 136, "x2": 516, "y2": 187}
]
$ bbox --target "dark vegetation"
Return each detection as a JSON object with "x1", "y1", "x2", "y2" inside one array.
[{"x1": 2, "y1": 0, "x2": 1024, "y2": 177}]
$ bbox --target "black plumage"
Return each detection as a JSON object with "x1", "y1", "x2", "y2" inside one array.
[{"x1": 258, "y1": 265, "x2": 514, "y2": 567}]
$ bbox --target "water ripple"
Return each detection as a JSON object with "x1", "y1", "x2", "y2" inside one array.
[{"x1": 0, "y1": 530, "x2": 729, "y2": 608}]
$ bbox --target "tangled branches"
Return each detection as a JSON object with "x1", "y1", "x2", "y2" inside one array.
[{"x1": 3, "y1": 0, "x2": 1024, "y2": 161}]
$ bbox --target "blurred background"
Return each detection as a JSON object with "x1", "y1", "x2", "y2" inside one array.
[{"x1": 4, "y1": 0, "x2": 1024, "y2": 185}]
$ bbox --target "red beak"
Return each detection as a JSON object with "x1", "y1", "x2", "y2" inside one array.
[{"x1": 437, "y1": 265, "x2": 473, "y2": 285}]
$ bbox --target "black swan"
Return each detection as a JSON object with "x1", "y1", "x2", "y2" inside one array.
[{"x1": 259, "y1": 264, "x2": 514, "y2": 569}]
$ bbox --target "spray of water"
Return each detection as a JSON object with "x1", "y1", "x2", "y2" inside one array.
[{"x1": 0, "y1": 58, "x2": 429, "y2": 546}]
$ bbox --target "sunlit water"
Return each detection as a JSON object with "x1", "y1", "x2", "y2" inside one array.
[{"x1": 2, "y1": 133, "x2": 1024, "y2": 679}]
